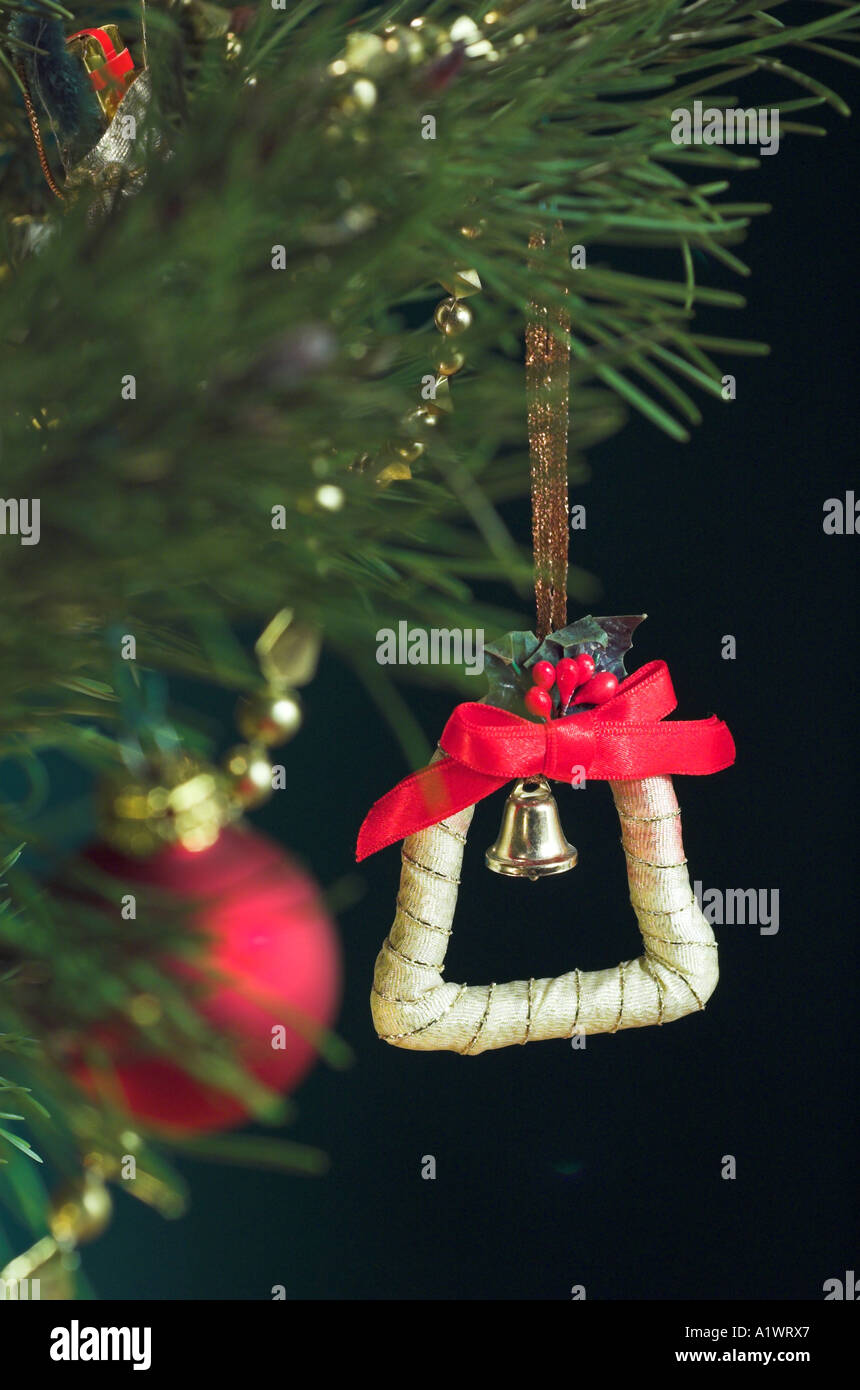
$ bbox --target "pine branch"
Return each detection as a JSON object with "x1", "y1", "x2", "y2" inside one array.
[{"x1": 0, "y1": 0, "x2": 855, "y2": 1244}]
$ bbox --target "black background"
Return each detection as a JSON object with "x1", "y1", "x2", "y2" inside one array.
[{"x1": 41, "y1": 48, "x2": 860, "y2": 1301}]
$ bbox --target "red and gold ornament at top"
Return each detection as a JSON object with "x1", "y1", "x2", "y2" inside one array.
[{"x1": 66, "y1": 26, "x2": 136, "y2": 120}]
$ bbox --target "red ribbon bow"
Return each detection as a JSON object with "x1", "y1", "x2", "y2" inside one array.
[{"x1": 356, "y1": 660, "x2": 735, "y2": 860}]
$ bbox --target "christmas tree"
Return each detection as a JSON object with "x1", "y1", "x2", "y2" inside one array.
[{"x1": 0, "y1": 0, "x2": 856, "y2": 1297}]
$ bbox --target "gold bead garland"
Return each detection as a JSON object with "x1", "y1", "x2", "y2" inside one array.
[
  {"x1": 329, "y1": 17, "x2": 504, "y2": 488},
  {"x1": 326, "y1": 9, "x2": 544, "y2": 492},
  {"x1": 351, "y1": 262, "x2": 483, "y2": 489},
  {"x1": 97, "y1": 611, "x2": 320, "y2": 851}
]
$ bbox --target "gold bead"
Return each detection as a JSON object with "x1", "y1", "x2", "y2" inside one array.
[
  {"x1": 392, "y1": 439, "x2": 425, "y2": 462},
  {"x1": 382, "y1": 23, "x2": 426, "y2": 64},
  {"x1": 236, "y1": 689, "x2": 303, "y2": 745},
  {"x1": 222, "y1": 744, "x2": 274, "y2": 808},
  {"x1": 99, "y1": 756, "x2": 232, "y2": 856},
  {"x1": 437, "y1": 267, "x2": 482, "y2": 298},
  {"x1": 343, "y1": 31, "x2": 387, "y2": 74},
  {"x1": 402, "y1": 404, "x2": 443, "y2": 437},
  {"x1": 339, "y1": 77, "x2": 376, "y2": 115},
  {"x1": 49, "y1": 1174, "x2": 113, "y2": 1248},
  {"x1": 436, "y1": 349, "x2": 465, "y2": 377},
  {"x1": 314, "y1": 483, "x2": 345, "y2": 511},
  {"x1": 127, "y1": 994, "x2": 162, "y2": 1027},
  {"x1": 376, "y1": 460, "x2": 412, "y2": 487},
  {"x1": 254, "y1": 610, "x2": 321, "y2": 689},
  {"x1": 434, "y1": 298, "x2": 473, "y2": 336}
]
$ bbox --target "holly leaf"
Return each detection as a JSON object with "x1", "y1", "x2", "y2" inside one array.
[
  {"x1": 482, "y1": 615, "x2": 646, "y2": 715},
  {"x1": 539, "y1": 614, "x2": 645, "y2": 679},
  {"x1": 483, "y1": 629, "x2": 541, "y2": 711}
]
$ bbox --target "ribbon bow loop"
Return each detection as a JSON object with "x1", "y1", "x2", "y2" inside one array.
[
  {"x1": 356, "y1": 659, "x2": 734, "y2": 861},
  {"x1": 543, "y1": 717, "x2": 597, "y2": 781}
]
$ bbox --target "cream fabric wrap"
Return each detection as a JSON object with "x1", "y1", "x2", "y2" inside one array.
[{"x1": 370, "y1": 772, "x2": 717, "y2": 1052}]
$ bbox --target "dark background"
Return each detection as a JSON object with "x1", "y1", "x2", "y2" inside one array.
[{"x1": 69, "y1": 63, "x2": 859, "y2": 1300}]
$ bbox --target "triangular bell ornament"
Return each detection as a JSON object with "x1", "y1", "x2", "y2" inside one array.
[{"x1": 485, "y1": 776, "x2": 577, "y2": 881}]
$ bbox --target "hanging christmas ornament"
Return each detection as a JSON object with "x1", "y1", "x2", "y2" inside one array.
[
  {"x1": 70, "y1": 813, "x2": 341, "y2": 1134},
  {"x1": 10, "y1": 11, "x2": 102, "y2": 200},
  {"x1": 65, "y1": 27, "x2": 136, "y2": 121},
  {"x1": 12, "y1": 11, "x2": 161, "y2": 215},
  {"x1": 60, "y1": 611, "x2": 338, "y2": 1133},
  {"x1": 358, "y1": 617, "x2": 734, "y2": 1052},
  {"x1": 63, "y1": 69, "x2": 159, "y2": 218},
  {"x1": 357, "y1": 228, "x2": 736, "y2": 1055}
]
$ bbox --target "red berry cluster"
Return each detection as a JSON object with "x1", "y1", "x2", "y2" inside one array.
[{"x1": 524, "y1": 654, "x2": 618, "y2": 720}]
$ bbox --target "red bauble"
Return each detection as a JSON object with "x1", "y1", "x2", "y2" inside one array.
[{"x1": 70, "y1": 826, "x2": 341, "y2": 1135}]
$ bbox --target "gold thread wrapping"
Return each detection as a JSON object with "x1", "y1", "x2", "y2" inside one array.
[{"x1": 369, "y1": 768, "x2": 719, "y2": 1053}]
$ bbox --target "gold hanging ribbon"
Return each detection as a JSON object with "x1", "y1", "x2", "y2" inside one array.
[{"x1": 525, "y1": 226, "x2": 570, "y2": 640}]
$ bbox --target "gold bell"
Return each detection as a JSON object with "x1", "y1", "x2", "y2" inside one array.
[{"x1": 485, "y1": 776, "x2": 578, "y2": 881}]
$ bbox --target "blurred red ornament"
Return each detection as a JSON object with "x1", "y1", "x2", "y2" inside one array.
[{"x1": 69, "y1": 826, "x2": 340, "y2": 1135}]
